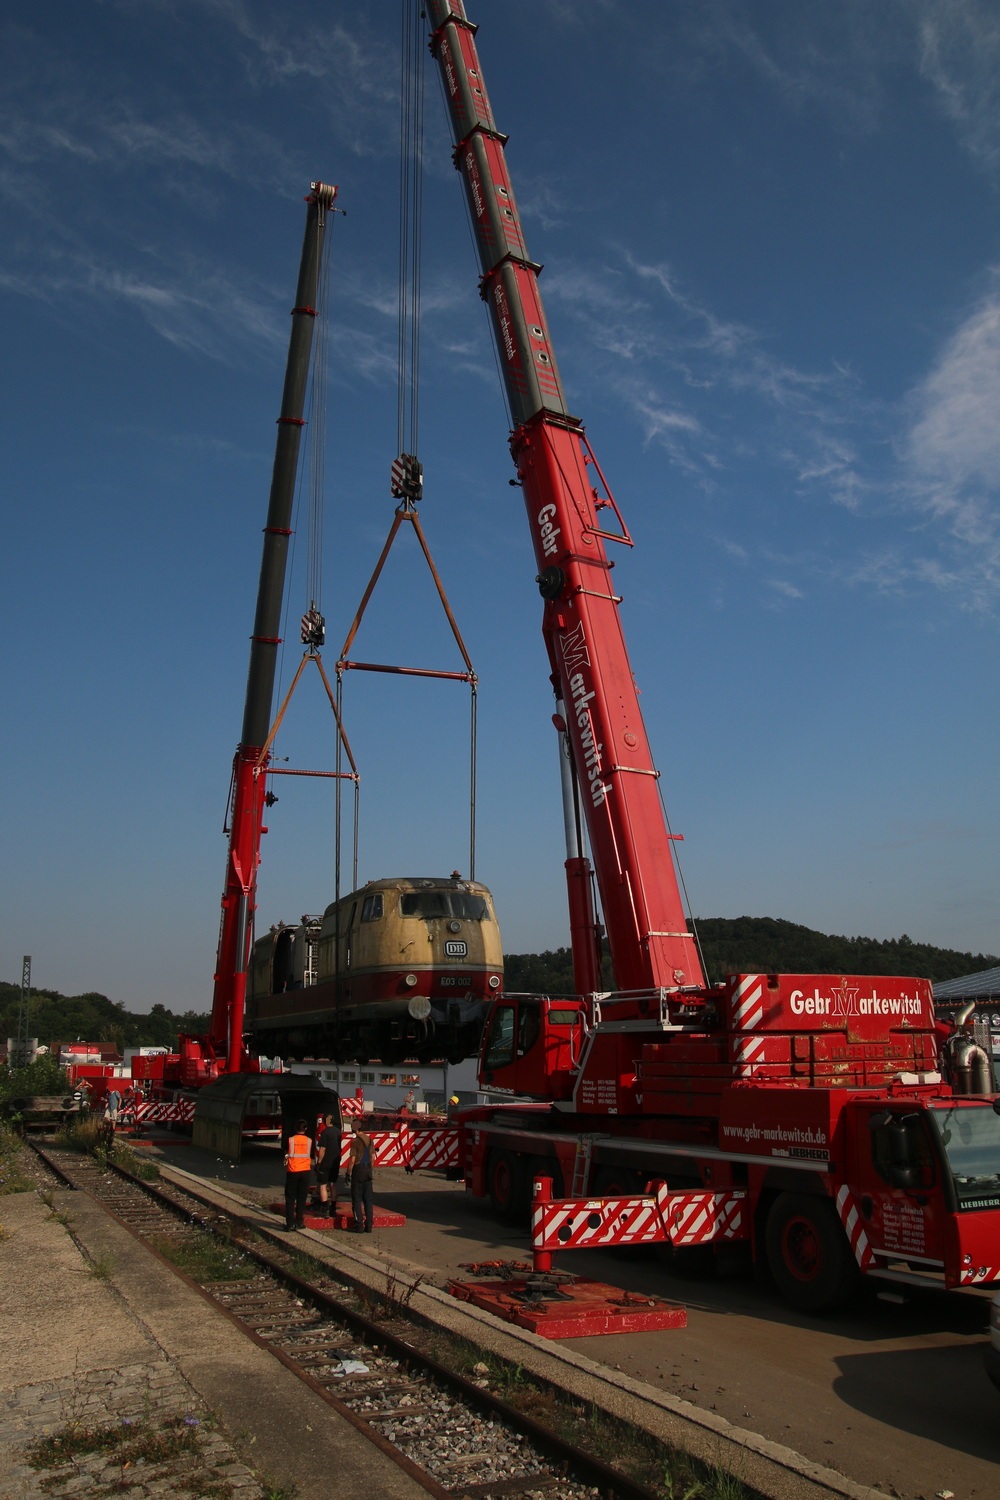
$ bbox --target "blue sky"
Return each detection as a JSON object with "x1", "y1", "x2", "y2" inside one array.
[{"x1": 3, "y1": 0, "x2": 999, "y2": 1013}]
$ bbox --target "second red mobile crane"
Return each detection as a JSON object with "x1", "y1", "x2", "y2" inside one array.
[
  {"x1": 131, "y1": 183, "x2": 339, "y2": 1114},
  {"x1": 426, "y1": 1, "x2": 1000, "y2": 1311}
]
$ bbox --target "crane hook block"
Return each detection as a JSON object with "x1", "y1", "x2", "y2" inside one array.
[
  {"x1": 390, "y1": 452, "x2": 424, "y2": 503},
  {"x1": 300, "y1": 605, "x2": 326, "y2": 648}
]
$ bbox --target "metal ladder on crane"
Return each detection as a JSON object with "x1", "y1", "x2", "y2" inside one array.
[{"x1": 571, "y1": 1135, "x2": 595, "y2": 1198}]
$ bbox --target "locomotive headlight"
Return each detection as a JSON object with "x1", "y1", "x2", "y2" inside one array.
[
  {"x1": 448, "y1": 920, "x2": 461, "y2": 933},
  {"x1": 489, "y1": 975, "x2": 501, "y2": 989},
  {"x1": 404, "y1": 973, "x2": 418, "y2": 987}
]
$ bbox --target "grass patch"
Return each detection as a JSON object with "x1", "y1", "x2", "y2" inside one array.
[
  {"x1": 98, "y1": 1138, "x2": 161, "y2": 1181},
  {"x1": 150, "y1": 1227, "x2": 256, "y2": 1284},
  {"x1": 27, "y1": 1413, "x2": 236, "y2": 1498},
  {"x1": 54, "y1": 1116, "x2": 104, "y2": 1153},
  {"x1": 259, "y1": 1479, "x2": 299, "y2": 1500},
  {"x1": 88, "y1": 1248, "x2": 116, "y2": 1282},
  {"x1": 55, "y1": 1117, "x2": 160, "y2": 1180},
  {"x1": 0, "y1": 1122, "x2": 35, "y2": 1195}
]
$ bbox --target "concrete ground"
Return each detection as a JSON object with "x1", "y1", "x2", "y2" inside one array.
[
  {"x1": 136, "y1": 1131, "x2": 1000, "y2": 1500},
  {"x1": 0, "y1": 1177, "x2": 428, "y2": 1500}
]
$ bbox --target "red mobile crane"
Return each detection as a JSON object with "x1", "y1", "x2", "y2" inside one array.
[
  {"x1": 426, "y1": 2, "x2": 1000, "y2": 1310},
  {"x1": 132, "y1": 183, "x2": 339, "y2": 1114}
]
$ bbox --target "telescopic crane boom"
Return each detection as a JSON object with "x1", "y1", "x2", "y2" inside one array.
[
  {"x1": 425, "y1": 3, "x2": 702, "y2": 997},
  {"x1": 209, "y1": 181, "x2": 338, "y2": 1076}
]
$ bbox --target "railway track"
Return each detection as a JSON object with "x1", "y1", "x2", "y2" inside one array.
[{"x1": 27, "y1": 1140, "x2": 668, "y2": 1500}]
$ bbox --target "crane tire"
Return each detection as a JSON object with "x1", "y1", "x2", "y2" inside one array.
[
  {"x1": 487, "y1": 1149, "x2": 529, "y2": 1224},
  {"x1": 765, "y1": 1192, "x2": 859, "y2": 1312},
  {"x1": 593, "y1": 1165, "x2": 643, "y2": 1197},
  {"x1": 529, "y1": 1155, "x2": 564, "y2": 1199}
]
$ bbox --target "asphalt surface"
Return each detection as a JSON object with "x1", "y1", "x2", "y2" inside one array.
[{"x1": 137, "y1": 1131, "x2": 1000, "y2": 1500}]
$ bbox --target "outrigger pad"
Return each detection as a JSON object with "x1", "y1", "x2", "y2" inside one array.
[
  {"x1": 267, "y1": 1202, "x2": 406, "y2": 1230},
  {"x1": 447, "y1": 1276, "x2": 687, "y2": 1338}
]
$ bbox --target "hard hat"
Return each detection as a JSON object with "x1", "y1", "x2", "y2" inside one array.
[{"x1": 450, "y1": 1095, "x2": 460, "y2": 1105}]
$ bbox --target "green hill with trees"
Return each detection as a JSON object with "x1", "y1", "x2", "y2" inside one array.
[
  {"x1": 504, "y1": 916, "x2": 997, "y2": 995},
  {"x1": 3, "y1": 917, "x2": 994, "y2": 1050},
  {"x1": 0, "y1": 982, "x2": 209, "y2": 1055}
]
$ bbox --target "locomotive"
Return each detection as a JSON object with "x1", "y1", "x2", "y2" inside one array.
[{"x1": 246, "y1": 874, "x2": 503, "y2": 1065}]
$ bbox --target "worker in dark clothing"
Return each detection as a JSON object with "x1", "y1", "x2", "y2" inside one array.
[
  {"x1": 315, "y1": 1112, "x2": 342, "y2": 1219},
  {"x1": 348, "y1": 1129, "x2": 374, "y2": 1233},
  {"x1": 282, "y1": 1118, "x2": 313, "y2": 1231}
]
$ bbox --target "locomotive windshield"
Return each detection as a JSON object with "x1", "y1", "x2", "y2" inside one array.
[
  {"x1": 400, "y1": 891, "x2": 491, "y2": 921},
  {"x1": 927, "y1": 1103, "x2": 1000, "y2": 1211}
]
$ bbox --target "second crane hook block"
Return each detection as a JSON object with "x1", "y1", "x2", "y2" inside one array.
[{"x1": 391, "y1": 452, "x2": 424, "y2": 503}]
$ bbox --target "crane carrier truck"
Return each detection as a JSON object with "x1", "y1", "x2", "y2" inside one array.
[{"x1": 425, "y1": 0, "x2": 1000, "y2": 1311}]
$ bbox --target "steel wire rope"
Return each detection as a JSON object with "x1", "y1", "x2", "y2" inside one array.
[
  {"x1": 307, "y1": 209, "x2": 334, "y2": 613},
  {"x1": 271, "y1": 207, "x2": 336, "y2": 756},
  {"x1": 397, "y1": 0, "x2": 425, "y2": 460},
  {"x1": 655, "y1": 775, "x2": 709, "y2": 986}
]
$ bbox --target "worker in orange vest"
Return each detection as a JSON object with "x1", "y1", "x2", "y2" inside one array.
[{"x1": 282, "y1": 1118, "x2": 314, "y2": 1231}]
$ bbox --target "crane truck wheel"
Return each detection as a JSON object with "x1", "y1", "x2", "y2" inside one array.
[
  {"x1": 488, "y1": 1149, "x2": 530, "y2": 1224},
  {"x1": 765, "y1": 1192, "x2": 859, "y2": 1312},
  {"x1": 529, "y1": 1156, "x2": 564, "y2": 1198},
  {"x1": 593, "y1": 1166, "x2": 643, "y2": 1197}
]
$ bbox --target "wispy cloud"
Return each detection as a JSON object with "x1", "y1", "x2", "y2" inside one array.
[
  {"x1": 5, "y1": 242, "x2": 286, "y2": 364},
  {"x1": 765, "y1": 577, "x2": 806, "y2": 603},
  {"x1": 675, "y1": 1, "x2": 1000, "y2": 183},
  {"x1": 546, "y1": 251, "x2": 864, "y2": 505},
  {"x1": 895, "y1": 277, "x2": 1000, "y2": 607},
  {"x1": 670, "y1": 0, "x2": 896, "y2": 132},
  {"x1": 916, "y1": 0, "x2": 1000, "y2": 175},
  {"x1": 551, "y1": 244, "x2": 1000, "y2": 611},
  {"x1": 201, "y1": 0, "x2": 397, "y2": 156}
]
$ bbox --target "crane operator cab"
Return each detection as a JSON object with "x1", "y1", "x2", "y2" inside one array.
[{"x1": 479, "y1": 995, "x2": 586, "y2": 1099}]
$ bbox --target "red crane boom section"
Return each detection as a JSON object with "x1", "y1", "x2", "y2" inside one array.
[{"x1": 427, "y1": 2, "x2": 703, "y2": 993}]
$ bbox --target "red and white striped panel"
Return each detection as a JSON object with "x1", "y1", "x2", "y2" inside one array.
[
  {"x1": 730, "y1": 974, "x2": 764, "y2": 1031},
  {"x1": 532, "y1": 1193, "x2": 666, "y2": 1252},
  {"x1": 341, "y1": 1097, "x2": 365, "y2": 1117},
  {"x1": 835, "y1": 1186, "x2": 874, "y2": 1269},
  {"x1": 365, "y1": 1131, "x2": 409, "y2": 1168},
  {"x1": 958, "y1": 1263, "x2": 999, "y2": 1286},
  {"x1": 662, "y1": 1188, "x2": 747, "y2": 1246},
  {"x1": 730, "y1": 1033, "x2": 767, "y2": 1078},
  {"x1": 408, "y1": 1127, "x2": 460, "y2": 1171},
  {"x1": 390, "y1": 454, "x2": 408, "y2": 496},
  {"x1": 135, "y1": 1100, "x2": 195, "y2": 1124}
]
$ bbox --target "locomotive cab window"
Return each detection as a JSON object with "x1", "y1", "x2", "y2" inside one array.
[
  {"x1": 361, "y1": 893, "x2": 384, "y2": 922},
  {"x1": 400, "y1": 892, "x2": 491, "y2": 921}
]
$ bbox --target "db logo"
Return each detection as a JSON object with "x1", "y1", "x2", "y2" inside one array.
[{"x1": 444, "y1": 940, "x2": 468, "y2": 957}]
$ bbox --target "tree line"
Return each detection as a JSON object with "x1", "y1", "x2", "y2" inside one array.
[
  {"x1": 3, "y1": 916, "x2": 994, "y2": 1049},
  {"x1": 504, "y1": 916, "x2": 998, "y2": 995},
  {"x1": 0, "y1": 982, "x2": 210, "y2": 1054}
]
